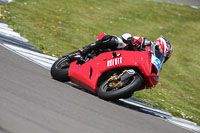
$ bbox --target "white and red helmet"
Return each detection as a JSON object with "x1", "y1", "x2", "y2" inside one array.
[{"x1": 154, "y1": 36, "x2": 173, "y2": 59}]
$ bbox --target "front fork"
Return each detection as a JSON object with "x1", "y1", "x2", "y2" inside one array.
[{"x1": 108, "y1": 69, "x2": 137, "y2": 83}]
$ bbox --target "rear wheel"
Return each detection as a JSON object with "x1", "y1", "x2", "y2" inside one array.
[
  {"x1": 97, "y1": 70, "x2": 143, "y2": 101},
  {"x1": 50, "y1": 56, "x2": 70, "y2": 82}
]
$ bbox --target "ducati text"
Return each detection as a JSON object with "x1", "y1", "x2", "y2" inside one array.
[{"x1": 107, "y1": 57, "x2": 122, "y2": 67}]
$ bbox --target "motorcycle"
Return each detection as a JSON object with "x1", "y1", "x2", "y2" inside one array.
[{"x1": 50, "y1": 38, "x2": 165, "y2": 101}]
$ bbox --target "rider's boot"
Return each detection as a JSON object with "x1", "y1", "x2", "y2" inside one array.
[
  {"x1": 79, "y1": 44, "x2": 94, "y2": 57},
  {"x1": 66, "y1": 52, "x2": 79, "y2": 62},
  {"x1": 67, "y1": 51, "x2": 86, "y2": 64}
]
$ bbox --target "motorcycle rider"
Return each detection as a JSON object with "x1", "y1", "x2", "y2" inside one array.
[
  {"x1": 68, "y1": 33, "x2": 172, "y2": 64},
  {"x1": 79, "y1": 33, "x2": 152, "y2": 56}
]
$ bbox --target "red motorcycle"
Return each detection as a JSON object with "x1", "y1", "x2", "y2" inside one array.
[{"x1": 51, "y1": 43, "x2": 164, "y2": 101}]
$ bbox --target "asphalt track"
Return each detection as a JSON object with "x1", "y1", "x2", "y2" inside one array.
[
  {"x1": 0, "y1": 45, "x2": 192, "y2": 133},
  {"x1": 153, "y1": 0, "x2": 200, "y2": 7}
]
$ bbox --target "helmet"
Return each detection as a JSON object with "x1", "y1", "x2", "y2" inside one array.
[
  {"x1": 121, "y1": 33, "x2": 133, "y2": 45},
  {"x1": 154, "y1": 36, "x2": 173, "y2": 59}
]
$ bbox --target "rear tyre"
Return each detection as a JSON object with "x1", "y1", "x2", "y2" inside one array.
[
  {"x1": 50, "y1": 56, "x2": 70, "y2": 82},
  {"x1": 97, "y1": 73, "x2": 143, "y2": 101}
]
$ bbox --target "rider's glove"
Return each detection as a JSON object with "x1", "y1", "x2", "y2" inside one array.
[
  {"x1": 134, "y1": 41, "x2": 141, "y2": 48},
  {"x1": 126, "y1": 37, "x2": 141, "y2": 48},
  {"x1": 126, "y1": 37, "x2": 134, "y2": 45}
]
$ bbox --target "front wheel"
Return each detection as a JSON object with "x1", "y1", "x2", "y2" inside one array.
[
  {"x1": 50, "y1": 56, "x2": 70, "y2": 82},
  {"x1": 97, "y1": 71, "x2": 143, "y2": 101}
]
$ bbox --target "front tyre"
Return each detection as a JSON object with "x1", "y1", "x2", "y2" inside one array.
[
  {"x1": 97, "y1": 73, "x2": 143, "y2": 101},
  {"x1": 50, "y1": 56, "x2": 70, "y2": 82}
]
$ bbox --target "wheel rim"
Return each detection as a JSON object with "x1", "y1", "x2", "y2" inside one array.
[
  {"x1": 56, "y1": 57, "x2": 69, "y2": 69},
  {"x1": 102, "y1": 76, "x2": 135, "y2": 93}
]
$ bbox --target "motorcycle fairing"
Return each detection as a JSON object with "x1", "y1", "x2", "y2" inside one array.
[
  {"x1": 152, "y1": 55, "x2": 161, "y2": 74},
  {"x1": 68, "y1": 49, "x2": 159, "y2": 93}
]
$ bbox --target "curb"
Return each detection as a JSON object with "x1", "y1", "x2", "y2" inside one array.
[{"x1": 0, "y1": 0, "x2": 12, "y2": 4}]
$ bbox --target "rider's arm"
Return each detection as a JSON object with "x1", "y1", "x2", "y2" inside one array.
[{"x1": 142, "y1": 38, "x2": 153, "y2": 48}]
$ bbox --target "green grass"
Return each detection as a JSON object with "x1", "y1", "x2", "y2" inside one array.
[{"x1": 1, "y1": 0, "x2": 200, "y2": 125}]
